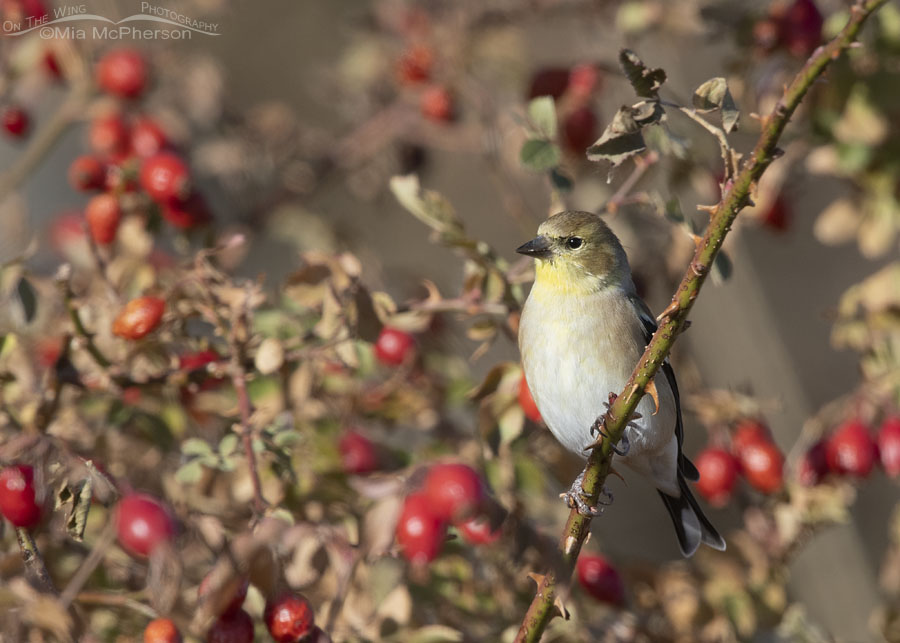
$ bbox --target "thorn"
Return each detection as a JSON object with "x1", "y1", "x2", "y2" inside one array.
[
  {"x1": 645, "y1": 379, "x2": 660, "y2": 416},
  {"x1": 527, "y1": 572, "x2": 546, "y2": 587},
  {"x1": 656, "y1": 299, "x2": 679, "y2": 323},
  {"x1": 771, "y1": 147, "x2": 785, "y2": 159},
  {"x1": 682, "y1": 320, "x2": 692, "y2": 332},
  {"x1": 697, "y1": 204, "x2": 717, "y2": 214},
  {"x1": 748, "y1": 112, "x2": 762, "y2": 121},
  {"x1": 608, "y1": 466, "x2": 626, "y2": 483},
  {"x1": 554, "y1": 596, "x2": 571, "y2": 620}
]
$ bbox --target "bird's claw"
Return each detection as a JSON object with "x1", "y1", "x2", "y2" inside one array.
[{"x1": 559, "y1": 471, "x2": 613, "y2": 516}]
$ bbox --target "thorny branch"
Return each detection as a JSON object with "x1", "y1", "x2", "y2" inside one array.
[{"x1": 514, "y1": 2, "x2": 890, "y2": 641}]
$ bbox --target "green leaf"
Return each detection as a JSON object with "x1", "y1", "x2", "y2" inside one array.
[
  {"x1": 219, "y1": 433, "x2": 239, "y2": 457},
  {"x1": 15, "y1": 276, "x2": 36, "y2": 324},
  {"x1": 527, "y1": 96, "x2": 557, "y2": 138},
  {"x1": 519, "y1": 139, "x2": 561, "y2": 171},
  {"x1": 175, "y1": 459, "x2": 204, "y2": 484},
  {"x1": 182, "y1": 438, "x2": 213, "y2": 457},
  {"x1": 619, "y1": 49, "x2": 666, "y2": 98},
  {"x1": 390, "y1": 174, "x2": 464, "y2": 238},
  {"x1": 692, "y1": 77, "x2": 740, "y2": 133}
]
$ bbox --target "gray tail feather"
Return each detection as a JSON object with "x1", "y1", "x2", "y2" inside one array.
[{"x1": 658, "y1": 475, "x2": 726, "y2": 557}]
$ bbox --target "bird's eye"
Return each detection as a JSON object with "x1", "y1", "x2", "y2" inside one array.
[{"x1": 566, "y1": 237, "x2": 583, "y2": 249}]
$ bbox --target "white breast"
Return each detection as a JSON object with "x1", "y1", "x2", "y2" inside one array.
[{"x1": 519, "y1": 282, "x2": 679, "y2": 494}]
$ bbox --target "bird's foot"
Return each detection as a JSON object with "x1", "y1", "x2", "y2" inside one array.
[{"x1": 559, "y1": 470, "x2": 614, "y2": 516}]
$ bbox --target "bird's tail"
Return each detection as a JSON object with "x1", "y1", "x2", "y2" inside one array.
[{"x1": 657, "y1": 474, "x2": 726, "y2": 557}]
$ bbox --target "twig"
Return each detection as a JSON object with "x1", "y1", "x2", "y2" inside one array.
[
  {"x1": 73, "y1": 591, "x2": 158, "y2": 619},
  {"x1": 513, "y1": 2, "x2": 888, "y2": 640},
  {"x1": 57, "y1": 266, "x2": 112, "y2": 370},
  {"x1": 58, "y1": 521, "x2": 117, "y2": 609},
  {"x1": 604, "y1": 150, "x2": 659, "y2": 214},
  {"x1": 15, "y1": 527, "x2": 56, "y2": 594}
]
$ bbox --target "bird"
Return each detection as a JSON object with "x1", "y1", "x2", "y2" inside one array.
[{"x1": 516, "y1": 210, "x2": 725, "y2": 557}]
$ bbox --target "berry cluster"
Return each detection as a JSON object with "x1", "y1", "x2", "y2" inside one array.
[
  {"x1": 753, "y1": 0, "x2": 824, "y2": 58},
  {"x1": 798, "y1": 416, "x2": 900, "y2": 485},
  {"x1": 395, "y1": 463, "x2": 500, "y2": 563},
  {"x1": 395, "y1": 40, "x2": 454, "y2": 123},
  {"x1": 694, "y1": 419, "x2": 784, "y2": 506},
  {"x1": 69, "y1": 48, "x2": 209, "y2": 248}
]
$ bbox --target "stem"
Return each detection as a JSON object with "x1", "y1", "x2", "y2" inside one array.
[
  {"x1": 58, "y1": 268, "x2": 112, "y2": 370},
  {"x1": 513, "y1": 2, "x2": 888, "y2": 640},
  {"x1": 15, "y1": 527, "x2": 56, "y2": 594},
  {"x1": 231, "y1": 355, "x2": 267, "y2": 516},
  {"x1": 73, "y1": 591, "x2": 158, "y2": 619}
]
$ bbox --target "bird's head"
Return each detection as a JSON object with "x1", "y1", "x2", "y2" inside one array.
[{"x1": 516, "y1": 210, "x2": 632, "y2": 293}]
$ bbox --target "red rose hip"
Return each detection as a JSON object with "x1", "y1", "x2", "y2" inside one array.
[
  {"x1": 338, "y1": 430, "x2": 379, "y2": 474},
  {"x1": 456, "y1": 515, "x2": 502, "y2": 545},
  {"x1": 115, "y1": 492, "x2": 175, "y2": 557},
  {"x1": 85, "y1": 193, "x2": 121, "y2": 245},
  {"x1": 2, "y1": 106, "x2": 29, "y2": 138},
  {"x1": 264, "y1": 592, "x2": 315, "y2": 643},
  {"x1": 130, "y1": 118, "x2": 168, "y2": 158},
  {"x1": 827, "y1": 420, "x2": 878, "y2": 478},
  {"x1": 69, "y1": 155, "x2": 106, "y2": 191},
  {"x1": 422, "y1": 463, "x2": 485, "y2": 521},
  {"x1": 576, "y1": 554, "x2": 625, "y2": 606},
  {"x1": 518, "y1": 374, "x2": 543, "y2": 423},
  {"x1": 694, "y1": 447, "x2": 739, "y2": 507},
  {"x1": 396, "y1": 492, "x2": 446, "y2": 564},
  {"x1": 206, "y1": 608, "x2": 253, "y2": 643},
  {"x1": 797, "y1": 439, "x2": 829, "y2": 486},
  {"x1": 739, "y1": 440, "x2": 784, "y2": 494},
  {"x1": 731, "y1": 419, "x2": 773, "y2": 458},
  {"x1": 140, "y1": 152, "x2": 191, "y2": 203},
  {"x1": 878, "y1": 417, "x2": 900, "y2": 478},
  {"x1": 374, "y1": 327, "x2": 415, "y2": 366},
  {"x1": 112, "y1": 296, "x2": 165, "y2": 340},
  {"x1": 0, "y1": 465, "x2": 41, "y2": 528},
  {"x1": 420, "y1": 85, "x2": 453, "y2": 123},
  {"x1": 96, "y1": 48, "x2": 148, "y2": 98},
  {"x1": 144, "y1": 618, "x2": 182, "y2": 643}
]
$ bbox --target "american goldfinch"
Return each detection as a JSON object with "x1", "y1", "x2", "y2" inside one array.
[{"x1": 517, "y1": 210, "x2": 725, "y2": 557}]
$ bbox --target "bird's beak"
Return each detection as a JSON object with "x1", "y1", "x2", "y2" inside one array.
[{"x1": 516, "y1": 235, "x2": 553, "y2": 260}]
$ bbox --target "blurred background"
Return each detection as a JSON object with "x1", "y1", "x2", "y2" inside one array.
[{"x1": 1, "y1": 0, "x2": 899, "y2": 641}]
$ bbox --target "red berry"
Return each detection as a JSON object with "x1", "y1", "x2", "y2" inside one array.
[
  {"x1": 396, "y1": 492, "x2": 446, "y2": 564},
  {"x1": 518, "y1": 374, "x2": 543, "y2": 423},
  {"x1": 576, "y1": 554, "x2": 625, "y2": 606},
  {"x1": 89, "y1": 115, "x2": 130, "y2": 156},
  {"x1": 112, "y1": 296, "x2": 166, "y2": 340},
  {"x1": 456, "y1": 515, "x2": 502, "y2": 545},
  {"x1": 0, "y1": 465, "x2": 41, "y2": 528},
  {"x1": 96, "y1": 48, "x2": 148, "y2": 98},
  {"x1": 422, "y1": 463, "x2": 485, "y2": 521},
  {"x1": 198, "y1": 573, "x2": 249, "y2": 617},
  {"x1": 179, "y1": 349, "x2": 221, "y2": 371},
  {"x1": 420, "y1": 86, "x2": 453, "y2": 123},
  {"x1": 264, "y1": 593, "x2": 315, "y2": 643},
  {"x1": 694, "y1": 447, "x2": 739, "y2": 507},
  {"x1": 780, "y1": 0, "x2": 823, "y2": 57},
  {"x1": 160, "y1": 192, "x2": 210, "y2": 229},
  {"x1": 68, "y1": 155, "x2": 106, "y2": 191},
  {"x1": 206, "y1": 609, "x2": 253, "y2": 643},
  {"x1": 527, "y1": 67, "x2": 570, "y2": 100},
  {"x1": 878, "y1": 417, "x2": 900, "y2": 478},
  {"x1": 731, "y1": 419, "x2": 773, "y2": 458},
  {"x1": 131, "y1": 118, "x2": 168, "y2": 158},
  {"x1": 761, "y1": 195, "x2": 789, "y2": 232},
  {"x1": 396, "y1": 44, "x2": 433, "y2": 85},
  {"x1": 338, "y1": 430, "x2": 379, "y2": 474},
  {"x1": 85, "y1": 193, "x2": 121, "y2": 245},
  {"x1": 827, "y1": 420, "x2": 878, "y2": 478},
  {"x1": 562, "y1": 106, "x2": 598, "y2": 156},
  {"x1": 36, "y1": 336, "x2": 63, "y2": 369},
  {"x1": 2, "y1": 106, "x2": 29, "y2": 138},
  {"x1": 374, "y1": 327, "x2": 415, "y2": 366},
  {"x1": 43, "y1": 50, "x2": 63, "y2": 80},
  {"x1": 116, "y1": 493, "x2": 175, "y2": 557},
  {"x1": 140, "y1": 153, "x2": 191, "y2": 202},
  {"x1": 568, "y1": 64, "x2": 600, "y2": 100},
  {"x1": 739, "y1": 440, "x2": 784, "y2": 494},
  {"x1": 144, "y1": 618, "x2": 182, "y2": 643},
  {"x1": 797, "y1": 439, "x2": 829, "y2": 486}
]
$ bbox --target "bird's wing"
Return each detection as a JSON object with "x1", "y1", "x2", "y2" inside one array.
[{"x1": 629, "y1": 295, "x2": 700, "y2": 482}]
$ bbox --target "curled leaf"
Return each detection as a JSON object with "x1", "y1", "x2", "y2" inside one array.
[{"x1": 619, "y1": 49, "x2": 667, "y2": 98}]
